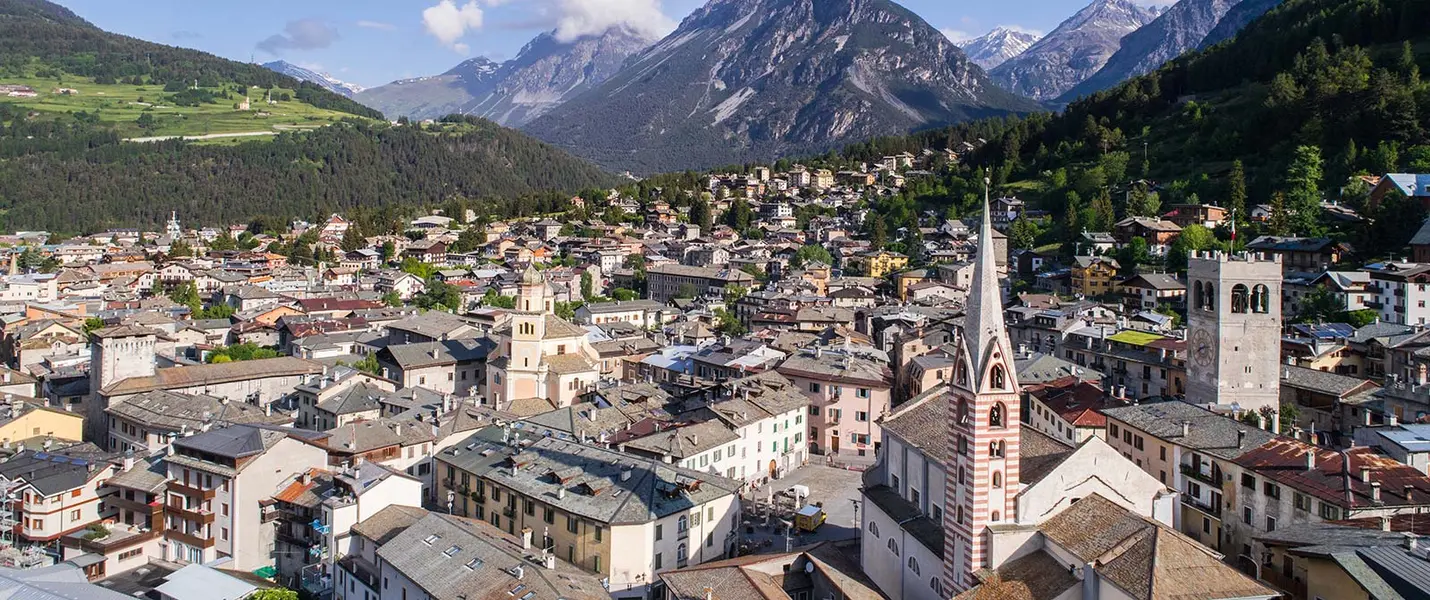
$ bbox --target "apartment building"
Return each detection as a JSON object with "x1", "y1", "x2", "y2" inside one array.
[
  {"x1": 0, "y1": 447, "x2": 117, "y2": 542},
  {"x1": 270, "y1": 461, "x2": 423, "y2": 596},
  {"x1": 645, "y1": 264, "x2": 756, "y2": 302},
  {"x1": 775, "y1": 348, "x2": 894, "y2": 465},
  {"x1": 106, "y1": 390, "x2": 289, "y2": 454},
  {"x1": 434, "y1": 430, "x2": 743, "y2": 600},
  {"x1": 162, "y1": 425, "x2": 329, "y2": 570},
  {"x1": 1362, "y1": 261, "x2": 1430, "y2": 326},
  {"x1": 1102, "y1": 400, "x2": 1430, "y2": 576},
  {"x1": 294, "y1": 369, "x2": 399, "y2": 431},
  {"x1": 626, "y1": 371, "x2": 809, "y2": 484},
  {"x1": 1061, "y1": 327, "x2": 1186, "y2": 399},
  {"x1": 335, "y1": 507, "x2": 607, "y2": 600}
]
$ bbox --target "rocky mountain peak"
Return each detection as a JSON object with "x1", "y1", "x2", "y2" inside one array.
[
  {"x1": 960, "y1": 27, "x2": 1042, "y2": 70},
  {"x1": 988, "y1": 0, "x2": 1160, "y2": 100}
]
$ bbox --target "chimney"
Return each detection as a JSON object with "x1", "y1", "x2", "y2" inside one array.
[
  {"x1": 621, "y1": 467, "x2": 632, "y2": 481},
  {"x1": 1306, "y1": 449, "x2": 1316, "y2": 471},
  {"x1": 1390, "y1": 414, "x2": 1400, "y2": 427},
  {"x1": 122, "y1": 455, "x2": 134, "y2": 471},
  {"x1": 1372, "y1": 482, "x2": 1383, "y2": 503},
  {"x1": 265, "y1": 403, "x2": 272, "y2": 417},
  {"x1": 704, "y1": 587, "x2": 714, "y2": 600},
  {"x1": 1407, "y1": 534, "x2": 1420, "y2": 552},
  {"x1": 1361, "y1": 467, "x2": 1371, "y2": 483},
  {"x1": 393, "y1": 423, "x2": 402, "y2": 436},
  {"x1": 1407, "y1": 486, "x2": 1416, "y2": 503},
  {"x1": 300, "y1": 471, "x2": 311, "y2": 485},
  {"x1": 1237, "y1": 430, "x2": 1246, "y2": 448},
  {"x1": 542, "y1": 553, "x2": 557, "y2": 570},
  {"x1": 557, "y1": 488, "x2": 566, "y2": 500},
  {"x1": 1181, "y1": 421, "x2": 1190, "y2": 437},
  {"x1": 2, "y1": 372, "x2": 9, "y2": 383},
  {"x1": 521, "y1": 527, "x2": 533, "y2": 550},
  {"x1": 1381, "y1": 516, "x2": 1392, "y2": 532}
]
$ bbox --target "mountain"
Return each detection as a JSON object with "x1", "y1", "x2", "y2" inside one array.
[
  {"x1": 1057, "y1": 0, "x2": 1244, "y2": 103},
  {"x1": 521, "y1": 0, "x2": 1039, "y2": 175},
  {"x1": 262, "y1": 60, "x2": 365, "y2": 97},
  {"x1": 0, "y1": 0, "x2": 619, "y2": 231},
  {"x1": 355, "y1": 28, "x2": 654, "y2": 126},
  {"x1": 1199, "y1": 0, "x2": 1282, "y2": 48},
  {"x1": 959, "y1": 27, "x2": 1041, "y2": 70},
  {"x1": 989, "y1": 0, "x2": 1160, "y2": 101},
  {"x1": 0, "y1": 0, "x2": 381, "y2": 120}
]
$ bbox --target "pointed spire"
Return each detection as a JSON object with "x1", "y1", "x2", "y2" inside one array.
[{"x1": 964, "y1": 178, "x2": 1012, "y2": 390}]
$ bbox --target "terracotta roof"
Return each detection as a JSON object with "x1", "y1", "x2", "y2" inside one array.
[
  {"x1": 954, "y1": 551, "x2": 1077, "y2": 600},
  {"x1": 1234, "y1": 438, "x2": 1430, "y2": 510}
]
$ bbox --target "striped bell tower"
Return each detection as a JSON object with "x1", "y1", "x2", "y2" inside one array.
[{"x1": 943, "y1": 184, "x2": 1021, "y2": 593}]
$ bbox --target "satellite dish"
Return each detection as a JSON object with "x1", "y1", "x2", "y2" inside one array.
[{"x1": 804, "y1": 562, "x2": 815, "y2": 574}]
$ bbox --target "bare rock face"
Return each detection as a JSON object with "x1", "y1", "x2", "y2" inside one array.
[
  {"x1": 355, "y1": 28, "x2": 653, "y2": 126},
  {"x1": 1059, "y1": 0, "x2": 1248, "y2": 103},
  {"x1": 262, "y1": 60, "x2": 365, "y2": 97},
  {"x1": 989, "y1": 0, "x2": 1160, "y2": 101},
  {"x1": 520, "y1": 0, "x2": 1039, "y2": 175}
]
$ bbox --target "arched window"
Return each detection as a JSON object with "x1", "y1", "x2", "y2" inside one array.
[
  {"x1": 677, "y1": 543, "x2": 687, "y2": 562},
  {"x1": 990, "y1": 403, "x2": 1006, "y2": 428},
  {"x1": 956, "y1": 361, "x2": 968, "y2": 386},
  {"x1": 931, "y1": 578, "x2": 943, "y2": 595},
  {"x1": 1252, "y1": 284, "x2": 1270, "y2": 314},
  {"x1": 868, "y1": 521, "x2": 880, "y2": 538},
  {"x1": 992, "y1": 471, "x2": 1002, "y2": 488},
  {"x1": 1203, "y1": 282, "x2": 1216, "y2": 312},
  {"x1": 990, "y1": 440, "x2": 1005, "y2": 458},
  {"x1": 678, "y1": 515, "x2": 688, "y2": 533},
  {"x1": 908, "y1": 557, "x2": 920, "y2": 575},
  {"x1": 990, "y1": 365, "x2": 1007, "y2": 390},
  {"x1": 956, "y1": 505, "x2": 964, "y2": 524},
  {"x1": 957, "y1": 399, "x2": 971, "y2": 426},
  {"x1": 887, "y1": 538, "x2": 900, "y2": 557},
  {"x1": 991, "y1": 511, "x2": 1001, "y2": 522},
  {"x1": 1193, "y1": 281, "x2": 1204, "y2": 311},
  {"x1": 1231, "y1": 284, "x2": 1249, "y2": 314}
]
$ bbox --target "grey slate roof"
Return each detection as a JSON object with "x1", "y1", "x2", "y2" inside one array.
[
  {"x1": 375, "y1": 512, "x2": 608, "y2": 600},
  {"x1": 382, "y1": 338, "x2": 494, "y2": 369},
  {"x1": 0, "y1": 564, "x2": 134, "y2": 600},
  {"x1": 438, "y1": 432, "x2": 741, "y2": 525},
  {"x1": 106, "y1": 390, "x2": 286, "y2": 431},
  {"x1": 173, "y1": 424, "x2": 288, "y2": 460},
  {"x1": 1100, "y1": 400, "x2": 1277, "y2": 460},
  {"x1": 0, "y1": 449, "x2": 107, "y2": 496},
  {"x1": 1280, "y1": 364, "x2": 1377, "y2": 397}
]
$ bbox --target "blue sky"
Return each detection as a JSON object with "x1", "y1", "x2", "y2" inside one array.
[{"x1": 56, "y1": 0, "x2": 1171, "y2": 88}]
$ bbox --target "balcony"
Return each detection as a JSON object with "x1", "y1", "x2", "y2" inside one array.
[
  {"x1": 300, "y1": 561, "x2": 334, "y2": 596},
  {"x1": 167, "y1": 481, "x2": 216, "y2": 501},
  {"x1": 106, "y1": 495, "x2": 155, "y2": 514},
  {"x1": 166, "y1": 529, "x2": 216, "y2": 549},
  {"x1": 677, "y1": 527, "x2": 689, "y2": 540},
  {"x1": 276, "y1": 528, "x2": 317, "y2": 548},
  {"x1": 1181, "y1": 495, "x2": 1222, "y2": 518},
  {"x1": 1179, "y1": 464, "x2": 1220, "y2": 486},
  {"x1": 501, "y1": 506, "x2": 515, "y2": 518},
  {"x1": 166, "y1": 504, "x2": 215, "y2": 525}
]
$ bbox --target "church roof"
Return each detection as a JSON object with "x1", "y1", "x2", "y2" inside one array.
[{"x1": 962, "y1": 193, "x2": 1013, "y2": 390}]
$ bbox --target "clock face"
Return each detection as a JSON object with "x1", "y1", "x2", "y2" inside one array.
[{"x1": 1191, "y1": 329, "x2": 1215, "y2": 368}]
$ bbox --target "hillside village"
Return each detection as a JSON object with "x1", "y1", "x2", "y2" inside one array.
[{"x1": 0, "y1": 143, "x2": 1427, "y2": 600}]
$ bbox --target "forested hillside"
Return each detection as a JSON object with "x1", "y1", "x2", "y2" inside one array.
[
  {"x1": 0, "y1": 116, "x2": 619, "y2": 232},
  {"x1": 815, "y1": 0, "x2": 1430, "y2": 260},
  {"x1": 0, "y1": 0, "x2": 381, "y2": 119}
]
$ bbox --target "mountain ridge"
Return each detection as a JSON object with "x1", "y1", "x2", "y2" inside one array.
[
  {"x1": 262, "y1": 60, "x2": 366, "y2": 97},
  {"x1": 355, "y1": 27, "x2": 653, "y2": 126},
  {"x1": 989, "y1": 0, "x2": 1160, "y2": 101},
  {"x1": 521, "y1": 0, "x2": 1039, "y2": 175},
  {"x1": 959, "y1": 27, "x2": 1041, "y2": 70}
]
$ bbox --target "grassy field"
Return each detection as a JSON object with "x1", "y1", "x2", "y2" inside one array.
[{"x1": 0, "y1": 72, "x2": 365, "y2": 139}]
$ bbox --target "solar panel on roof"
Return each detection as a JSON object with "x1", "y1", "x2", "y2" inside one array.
[{"x1": 32, "y1": 452, "x2": 47, "y2": 460}]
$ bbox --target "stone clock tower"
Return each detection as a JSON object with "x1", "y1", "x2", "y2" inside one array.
[{"x1": 1185, "y1": 251, "x2": 1283, "y2": 415}]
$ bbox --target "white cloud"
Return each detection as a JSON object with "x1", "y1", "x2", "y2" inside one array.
[
  {"x1": 940, "y1": 28, "x2": 972, "y2": 44},
  {"x1": 549, "y1": 0, "x2": 676, "y2": 43},
  {"x1": 256, "y1": 18, "x2": 340, "y2": 54},
  {"x1": 423, "y1": 0, "x2": 487, "y2": 51},
  {"x1": 357, "y1": 20, "x2": 396, "y2": 31}
]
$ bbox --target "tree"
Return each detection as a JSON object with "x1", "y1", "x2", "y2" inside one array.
[
  {"x1": 1226, "y1": 160, "x2": 1247, "y2": 224},
  {"x1": 1118, "y1": 237, "x2": 1149, "y2": 268},
  {"x1": 723, "y1": 285, "x2": 749, "y2": 305},
  {"x1": 1167, "y1": 224, "x2": 1217, "y2": 271},
  {"x1": 1285, "y1": 145, "x2": 1324, "y2": 234},
  {"x1": 1008, "y1": 217, "x2": 1038, "y2": 250},
  {"x1": 249, "y1": 589, "x2": 299, "y2": 600},
  {"x1": 416, "y1": 280, "x2": 461, "y2": 312},
  {"x1": 554, "y1": 301, "x2": 578, "y2": 320},
  {"x1": 450, "y1": 227, "x2": 483, "y2": 254},
  {"x1": 675, "y1": 283, "x2": 700, "y2": 299},
  {"x1": 580, "y1": 271, "x2": 595, "y2": 302},
  {"x1": 381, "y1": 291, "x2": 403, "y2": 307},
  {"x1": 1296, "y1": 287, "x2": 1344, "y2": 323},
  {"x1": 713, "y1": 308, "x2": 746, "y2": 336},
  {"x1": 169, "y1": 240, "x2": 192, "y2": 258},
  {"x1": 480, "y1": 289, "x2": 516, "y2": 309},
  {"x1": 83, "y1": 317, "x2": 105, "y2": 334},
  {"x1": 689, "y1": 196, "x2": 713, "y2": 232},
  {"x1": 867, "y1": 214, "x2": 888, "y2": 250},
  {"x1": 612, "y1": 288, "x2": 638, "y2": 301},
  {"x1": 379, "y1": 240, "x2": 396, "y2": 263},
  {"x1": 1126, "y1": 182, "x2": 1155, "y2": 217},
  {"x1": 135, "y1": 112, "x2": 156, "y2": 131},
  {"x1": 1088, "y1": 189, "x2": 1116, "y2": 232},
  {"x1": 167, "y1": 281, "x2": 202, "y2": 311},
  {"x1": 725, "y1": 198, "x2": 752, "y2": 231},
  {"x1": 1268, "y1": 192, "x2": 1292, "y2": 236},
  {"x1": 1342, "y1": 309, "x2": 1379, "y2": 328},
  {"x1": 340, "y1": 226, "x2": 365, "y2": 253},
  {"x1": 350, "y1": 354, "x2": 381, "y2": 376},
  {"x1": 792, "y1": 244, "x2": 834, "y2": 269}
]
